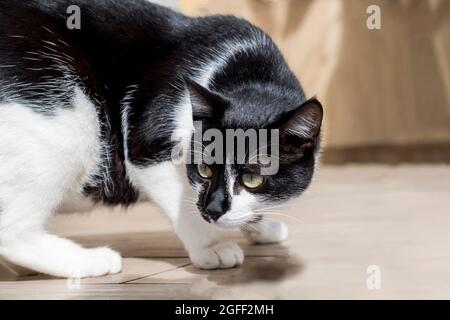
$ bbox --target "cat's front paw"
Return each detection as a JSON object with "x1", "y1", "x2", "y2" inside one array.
[
  {"x1": 65, "y1": 246, "x2": 123, "y2": 278},
  {"x1": 189, "y1": 241, "x2": 244, "y2": 270},
  {"x1": 0, "y1": 236, "x2": 123, "y2": 279},
  {"x1": 242, "y1": 220, "x2": 288, "y2": 244},
  {"x1": 87, "y1": 247, "x2": 123, "y2": 275}
]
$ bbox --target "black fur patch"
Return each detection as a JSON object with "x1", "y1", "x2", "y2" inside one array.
[{"x1": 0, "y1": 0, "x2": 322, "y2": 207}]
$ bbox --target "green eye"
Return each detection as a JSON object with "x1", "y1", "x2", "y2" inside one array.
[
  {"x1": 241, "y1": 174, "x2": 265, "y2": 189},
  {"x1": 197, "y1": 164, "x2": 213, "y2": 179}
]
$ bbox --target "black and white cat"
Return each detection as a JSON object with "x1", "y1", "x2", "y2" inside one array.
[{"x1": 0, "y1": 0, "x2": 323, "y2": 278}]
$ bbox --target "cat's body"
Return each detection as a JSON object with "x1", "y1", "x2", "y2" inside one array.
[{"x1": 0, "y1": 0, "x2": 323, "y2": 277}]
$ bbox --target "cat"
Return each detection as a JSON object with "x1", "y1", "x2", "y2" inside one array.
[{"x1": 0, "y1": 0, "x2": 323, "y2": 278}]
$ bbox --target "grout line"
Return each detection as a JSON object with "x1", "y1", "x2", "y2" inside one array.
[
  {"x1": 119, "y1": 255, "x2": 281, "y2": 285},
  {"x1": 121, "y1": 262, "x2": 192, "y2": 284},
  {"x1": 130, "y1": 253, "x2": 283, "y2": 259}
]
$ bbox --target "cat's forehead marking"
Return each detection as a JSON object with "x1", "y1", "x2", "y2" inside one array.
[
  {"x1": 225, "y1": 165, "x2": 238, "y2": 196},
  {"x1": 195, "y1": 37, "x2": 268, "y2": 88}
]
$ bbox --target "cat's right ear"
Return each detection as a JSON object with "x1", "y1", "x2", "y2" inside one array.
[
  {"x1": 280, "y1": 98, "x2": 323, "y2": 140},
  {"x1": 185, "y1": 78, "x2": 228, "y2": 119}
]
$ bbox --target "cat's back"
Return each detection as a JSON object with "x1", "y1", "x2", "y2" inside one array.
[
  {"x1": 0, "y1": 0, "x2": 189, "y2": 109},
  {"x1": 0, "y1": 0, "x2": 187, "y2": 43},
  {"x1": 0, "y1": 0, "x2": 188, "y2": 65}
]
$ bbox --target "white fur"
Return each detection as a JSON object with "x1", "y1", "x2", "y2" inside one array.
[
  {"x1": 242, "y1": 220, "x2": 289, "y2": 245},
  {"x1": 0, "y1": 88, "x2": 122, "y2": 277},
  {"x1": 217, "y1": 189, "x2": 258, "y2": 228},
  {"x1": 194, "y1": 36, "x2": 270, "y2": 88},
  {"x1": 126, "y1": 160, "x2": 244, "y2": 269},
  {"x1": 0, "y1": 36, "x2": 287, "y2": 276}
]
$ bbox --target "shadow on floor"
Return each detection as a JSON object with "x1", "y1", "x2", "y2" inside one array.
[
  {"x1": 1, "y1": 230, "x2": 303, "y2": 285},
  {"x1": 187, "y1": 255, "x2": 304, "y2": 286}
]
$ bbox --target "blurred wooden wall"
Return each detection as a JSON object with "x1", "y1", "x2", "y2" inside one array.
[{"x1": 179, "y1": 0, "x2": 450, "y2": 163}]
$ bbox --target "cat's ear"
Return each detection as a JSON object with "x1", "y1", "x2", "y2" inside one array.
[
  {"x1": 278, "y1": 98, "x2": 323, "y2": 160},
  {"x1": 185, "y1": 79, "x2": 228, "y2": 119},
  {"x1": 280, "y1": 98, "x2": 323, "y2": 140}
]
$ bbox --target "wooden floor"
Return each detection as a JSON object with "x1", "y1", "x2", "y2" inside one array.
[{"x1": 1, "y1": 165, "x2": 450, "y2": 299}]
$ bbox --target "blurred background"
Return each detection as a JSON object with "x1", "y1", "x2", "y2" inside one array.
[
  {"x1": 178, "y1": 0, "x2": 450, "y2": 164},
  {"x1": 1, "y1": 0, "x2": 450, "y2": 299}
]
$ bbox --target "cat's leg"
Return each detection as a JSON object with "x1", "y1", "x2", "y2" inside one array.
[
  {"x1": 127, "y1": 162, "x2": 244, "y2": 269},
  {"x1": 0, "y1": 98, "x2": 121, "y2": 278},
  {"x1": 0, "y1": 199, "x2": 122, "y2": 279},
  {"x1": 241, "y1": 217, "x2": 288, "y2": 244},
  {"x1": 173, "y1": 208, "x2": 244, "y2": 269},
  {"x1": 0, "y1": 231, "x2": 122, "y2": 278}
]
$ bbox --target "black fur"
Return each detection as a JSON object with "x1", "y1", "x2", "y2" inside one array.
[{"x1": 0, "y1": 0, "x2": 322, "y2": 209}]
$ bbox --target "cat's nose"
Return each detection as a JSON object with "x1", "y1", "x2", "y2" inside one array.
[{"x1": 205, "y1": 198, "x2": 226, "y2": 222}]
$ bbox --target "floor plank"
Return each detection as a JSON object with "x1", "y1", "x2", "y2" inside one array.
[
  {"x1": 1, "y1": 165, "x2": 450, "y2": 299},
  {"x1": 0, "y1": 282, "x2": 200, "y2": 300},
  {"x1": 132, "y1": 257, "x2": 301, "y2": 285},
  {"x1": 71, "y1": 232, "x2": 289, "y2": 258}
]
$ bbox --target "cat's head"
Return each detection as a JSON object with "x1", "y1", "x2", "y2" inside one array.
[{"x1": 184, "y1": 80, "x2": 323, "y2": 228}]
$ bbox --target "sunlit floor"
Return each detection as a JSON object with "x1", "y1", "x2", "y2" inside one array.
[{"x1": 1, "y1": 165, "x2": 450, "y2": 299}]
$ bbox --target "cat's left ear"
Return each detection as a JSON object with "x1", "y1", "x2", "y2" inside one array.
[
  {"x1": 185, "y1": 79, "x2": 228, "y2": 120},
  {"x1": 280, "y1": 98, "x2": 323, "y2": 140}
]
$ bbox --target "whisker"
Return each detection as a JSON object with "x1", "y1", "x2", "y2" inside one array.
[
  {"x1": 255, "y1": 212, "x2": 304, "y2": 223},
  {"x1": 253, "y1": 204, "x2": 293, "y2": 212}
]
